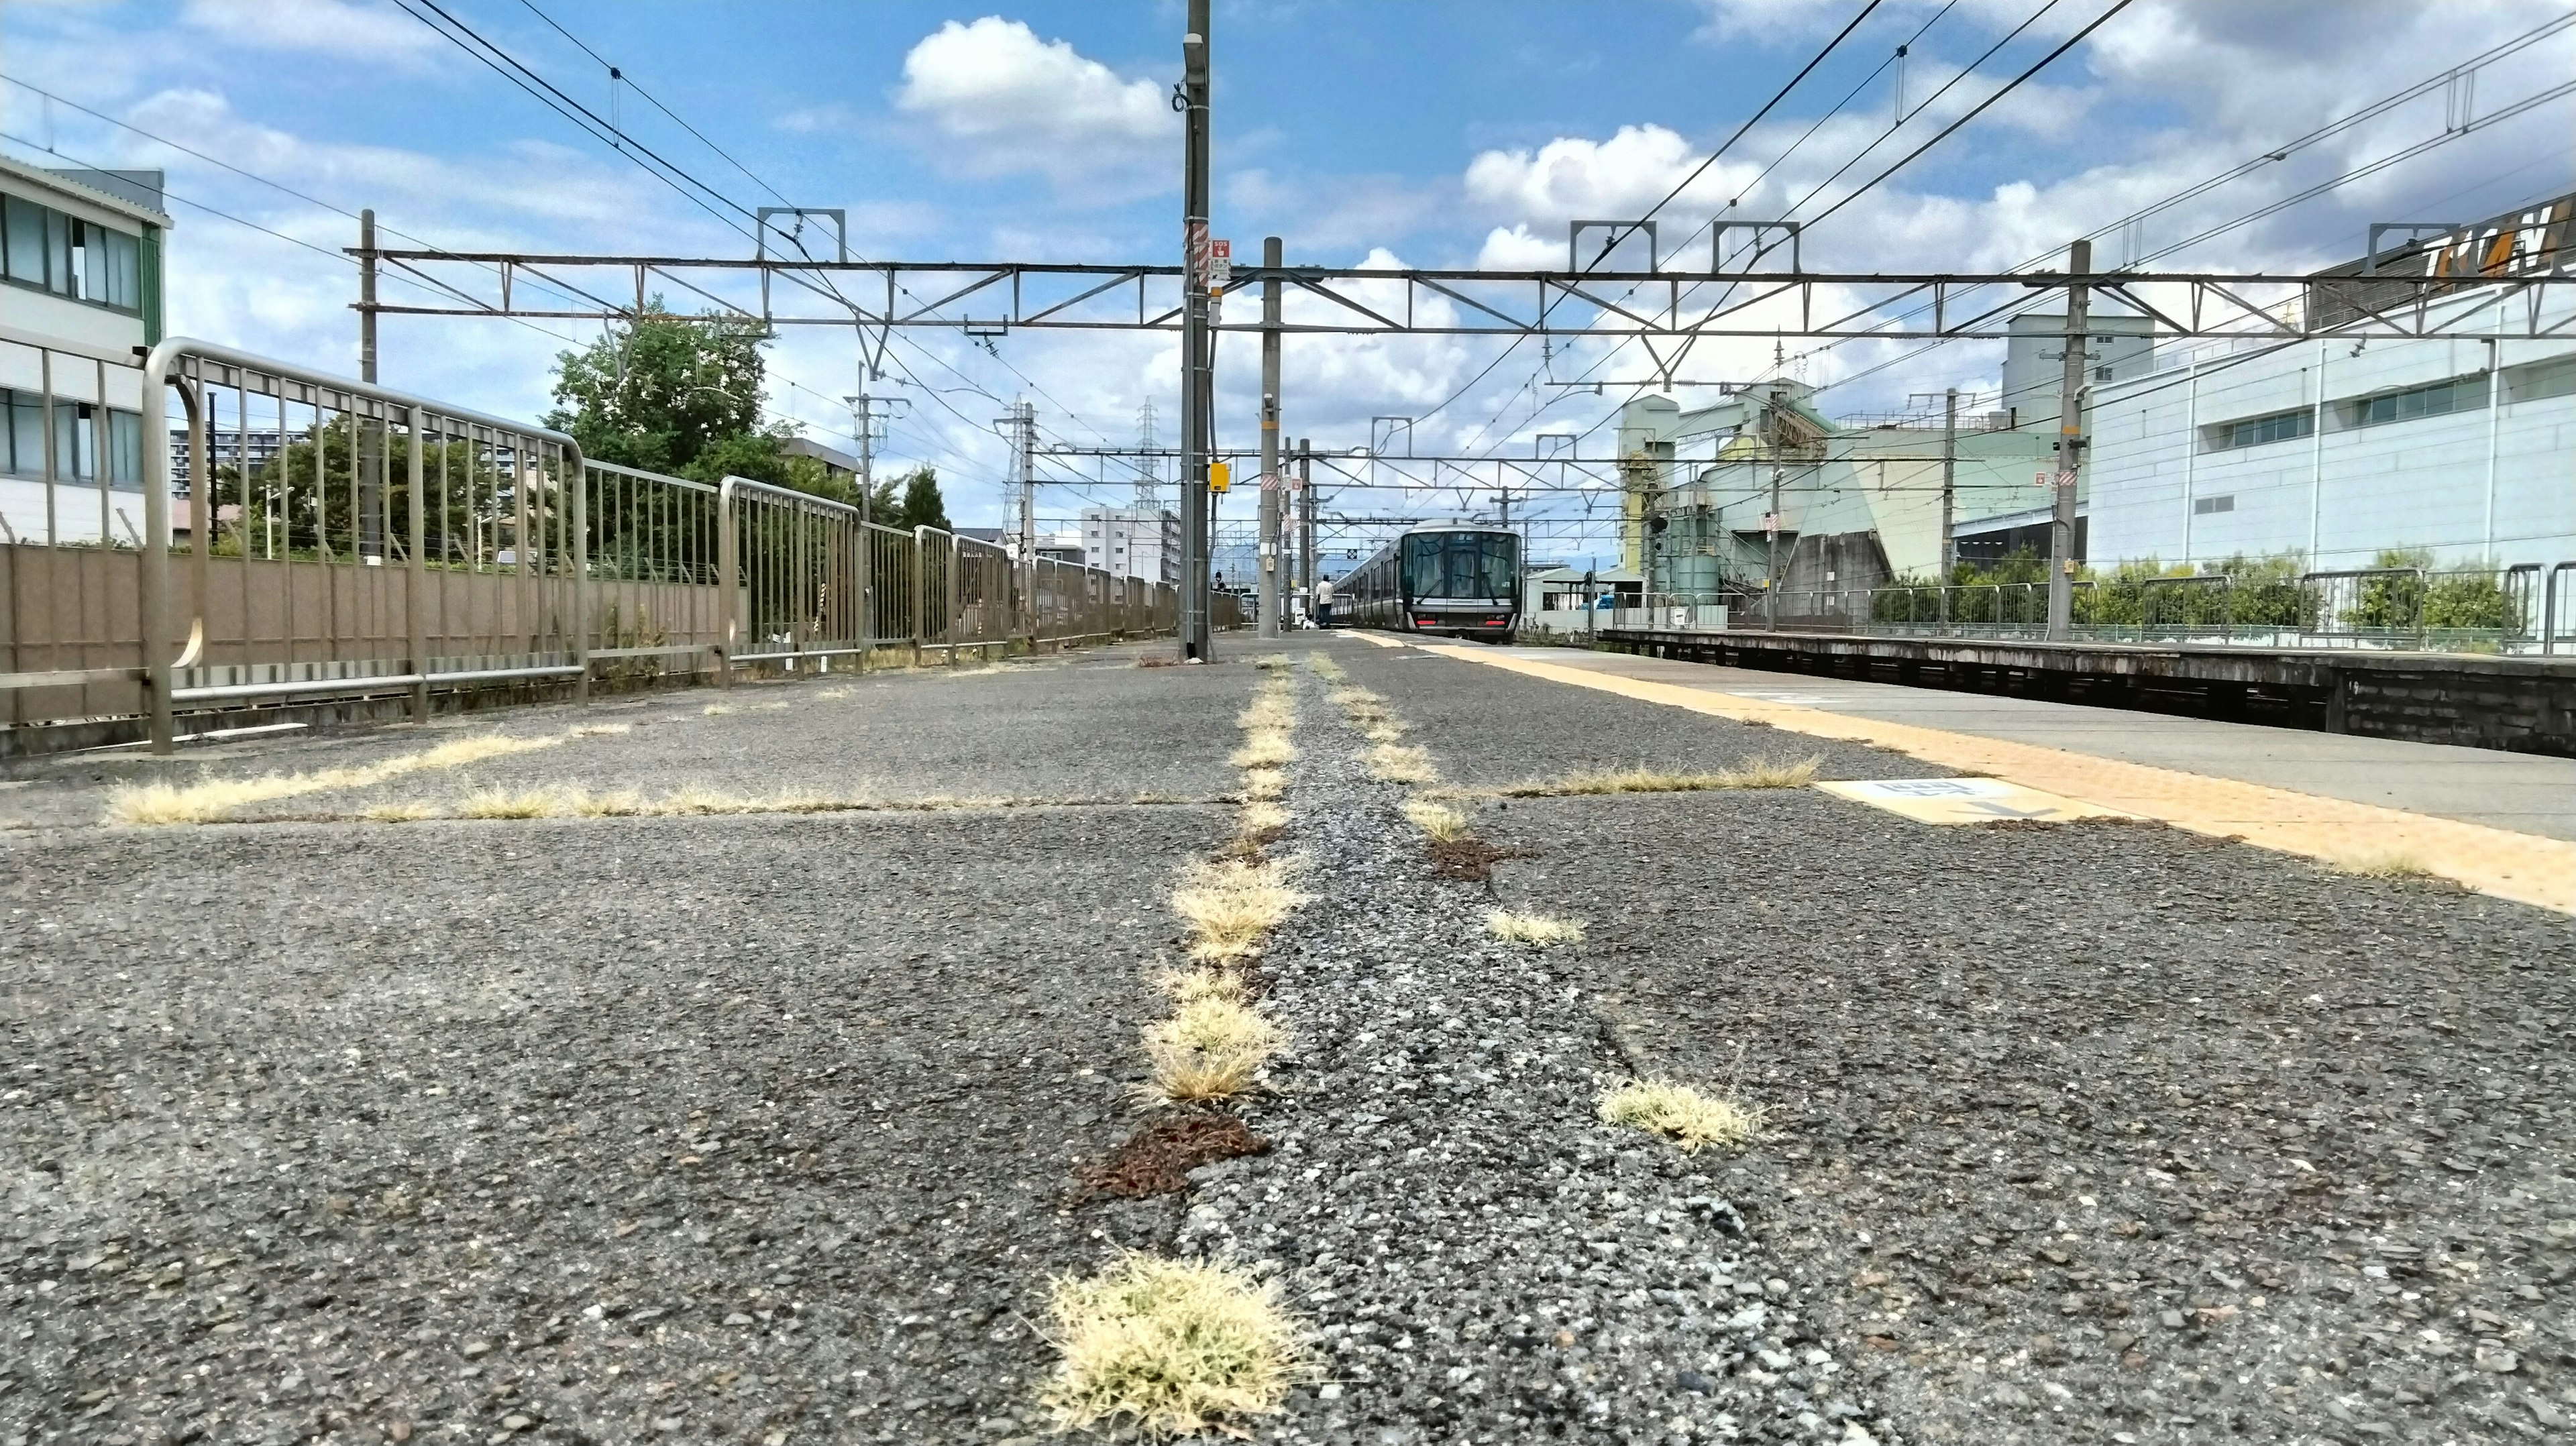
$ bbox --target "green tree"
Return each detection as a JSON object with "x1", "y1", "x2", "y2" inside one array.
[{"x1": 883, "y1": 467, "x2": 951, "y2": 532}]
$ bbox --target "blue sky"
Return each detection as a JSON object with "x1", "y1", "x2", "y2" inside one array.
[{"x1": 4, "y1": 0, "x2": 2571, "y2": 559}]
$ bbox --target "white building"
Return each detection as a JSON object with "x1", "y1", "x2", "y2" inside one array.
[
  {"x1": 2000, "y1": 312, "x2": 2157, "y2": 431},
  {"x1": 1080, "y1": 504, "x2": 1178, "y2": 583},
  {"x1": 2088, "y1": 196, "x2": 2576, "y2": 571},
  {"x1": 1, "y1": 160, "x2": 170, "y2": 546}
]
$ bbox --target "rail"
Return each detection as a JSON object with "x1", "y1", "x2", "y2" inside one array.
[
  {"x1": 1, "y1": 337, "x2": 1203, "y2": 755},
  {"x1": 1633, "y1": 563, "x2": 2576, "y2": 657}
]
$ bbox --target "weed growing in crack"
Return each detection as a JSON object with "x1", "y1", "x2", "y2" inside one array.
[
  {"x1": 1502, "y1": 755, "x2": 1822, "y2": 797},
  {"x1": 1171, "y1": 858, "x2": 1310, "y2": 961},
  {"x1": 1599, "y1": 1080, "x2": 1763, "y2": 1154},
  {"x1": 1238, "y1": 692, "x2": 1297, "y2": 732},
  {"x1": 568, "y1": 722, "x2": 633, "y2": 738},
  {"x1": 1365, "y1": 743, "x2": 1438, "y2": 785},
  {"x1": 1038, "y1": 1252, "x2": 1303, "y2": 1437},
  {"x1": 1243, "y1": 767, "x2": 1288, "y2": 802},
  {"x1": 1487, "y1": 909, "x2": 1585, "y2": 946},
  {"x1": 2336, "y1": 850, "x2": 2446, "y2": 881},
  {"x1": 105, "y1": 730, "x2": 564, "y2": 825},
  {"x1": 1402, "y1": 799, "x2": 1471, "y2": 842},
  {"x1": 360, "y1": 801, "x2": 437, "y2": 824},
  {"x1": 1144, "y1": 996, "x2": 1287, "y2": 1101},
  {"x1": 1156, "y1": 968, "x2": 1246, "y2": 1007},
  {"x1": 456, "y1": 789, "x2": 557, "y2": 820},
  {"x1": 1305, "y1": 653, "x2": 1345, "y2": 681},
  {"x1": 1231, "y1": 730, "x2": 1297, "y2": 770},
  {"x1": 1236, "y1": 800, "x2": 1291, "y2": 838}
]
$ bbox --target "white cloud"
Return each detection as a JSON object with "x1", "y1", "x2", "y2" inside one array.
[
  {"x1": 894, "y1": 17, "x2": 1173, "y2": 192},
  {"x1": 178, "y1": 0, "x2": 437, "y2": 62},
  {"x1": 1474, "y1": 225, "x2": 1562, "y2": 270}
]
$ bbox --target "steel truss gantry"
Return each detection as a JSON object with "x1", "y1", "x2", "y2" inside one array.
[{"x1": 356, "y1": 249, "x2": 2576, "y2": 347}]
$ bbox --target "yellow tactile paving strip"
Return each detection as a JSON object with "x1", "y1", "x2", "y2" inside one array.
[{"x1": 1419, "y1": 644, "x2": 2576, "y2": 917}]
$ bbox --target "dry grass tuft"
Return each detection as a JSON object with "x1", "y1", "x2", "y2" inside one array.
[
  {"x1": 105, "y1": 730, "x2": 563, "y2": 825},
  {"x1": 1156, "y1": 968, "x2": 1246, "y2": 1007},
  {"x1": 1364, "y1": 743, "x2": 1437, "y2": 785},
  {"x1": 1599, "y1": 1079, "x2": 1763, "y2": 1154},
  {"x1": 701, "y1": 704, "x2": 736, "y2": 716},
  {"x1": 455, "y1": 788, "x2": 559, "y2": 820},
  {"x1": 1305, "y1": 653, "x2": 1344, "y2": 680},
  {"x1": 816, "y1": 686, "x2": 855, "y2": 700},
  {"x1": 568, "y1": 722, "x2": 633, "y2": 738},
  {"x1": 1236, "y1": 800, "x2": 1291, "y2": 837},
  {"x1": 1144, "y1": 997, "x2": 1287, "y2": 1101},
  {"x1": 360, "y1": 801, "x2": 437, "y2": 824},
  {"x1": 1487, "y1": 909, "x2": 1586, "y2": 946},
  {"x1": 2337, "y1": 850, "x2": 2444, "y2": 881},
  {"x1": 568, "y1": 789, "x2": 646, "y2": 818},
  {"x1": 1038, "y1": 1252, "x2": 1302, "y2": 1438},
  {"x1": 1171, "y1": 857, "x2": 1309, "y2": 961},
  {"x1": 1360, "y1": 720, "x2": 1405, "y2": 744},
  {"x1": 1328, "y1": 687, "x2": 1388, "y2": 719},
  {"x1": 1242, "y1": 767, "x2": 1287, "y2": 802},
  {"x1": 1251, "y1": 655, "x2": 1290, "y2": 671},
  {"x1": 1238, "y1": 691, "x2": 1297, "y2": 732},
  {"x1": 1230, "y1": 729, "x2": 1297, "y2": 770},
  {"x1": 1401, "y1": 799, "x2": 1471, "y2": 842},
  {"x1": 1507, "y1": 754, "x2": 1823, "y2": 797}
]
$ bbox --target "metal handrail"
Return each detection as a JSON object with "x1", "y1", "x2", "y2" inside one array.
[{"x1": 141, "y1": 336, "x2": 588, "y2": 754}]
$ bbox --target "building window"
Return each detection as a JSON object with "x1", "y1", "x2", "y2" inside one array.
[
  {"x1": 0, "y1": 190, "x2": 144, "y2": 315},
  {"x1": 0, "y1": 390, "x2": 146, "y2": 489},
  {"x1": 2191, "y1": 494, "x2": 2235, "y2": 516},
  {"x1": 2206, "y1": 408, "x2": 2313, "y2": 451},
  {"x1": 2339, "y1": 374, "x2": 2489, "y2": 429}
]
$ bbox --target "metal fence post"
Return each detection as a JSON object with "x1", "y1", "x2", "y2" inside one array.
[
  {"x1": 570, "y1": 443, "x2": 590, "y2": 705},
  {"x1": 946, "y1": 533, "x2": 962, "y2": 665},
  {"x1": 716, "y1": 478, "x2": 738, "y2": 688},
  {"x1": 917, "y1": 523, "x2": 937, "y2": 665},
  {"x1": 408, "y1": 408, "x2": 429, "y2": 724},
  {"x1": 140, "y1": 346, "x2": 175, "y2": 754}
]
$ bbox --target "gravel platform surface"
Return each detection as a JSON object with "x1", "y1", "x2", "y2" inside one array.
[
  {"x1": 1, "y1": 642, "x2": 1240, "y2": 829},
  {"x1": 1, "y1": 805, "x2": 1218, "y2": 1445},
  {"x1": 1187, "y1": 661, "x2": 1888, "y2": 1445},
  {"x1": 1317, "y1": 641, "x2": 1919, "y2": 792},
  {"x1": 1477, "y1": 789, "x2": 2576, "y2": 1446}
]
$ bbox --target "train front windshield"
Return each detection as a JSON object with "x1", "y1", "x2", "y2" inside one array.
[{"x1": 1401, "y1": 533, "x2": 1517, "y2": 602}]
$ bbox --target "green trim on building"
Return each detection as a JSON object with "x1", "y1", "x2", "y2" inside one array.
[{"x1": 141, "y1": 224, "x2": 164, "y2": 345}]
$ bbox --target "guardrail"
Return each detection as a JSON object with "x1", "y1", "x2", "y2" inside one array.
[
  {"x1": 1, "y1": 337, "x2": 1203, "y2": 755},
  {"x1": 1640, "y1": 563, "x2": 2576, "y2": 656}
]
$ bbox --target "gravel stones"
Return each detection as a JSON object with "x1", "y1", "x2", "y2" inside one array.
[
  {"x1": 2, "y1": 802, "x2": 1224, "y2": 1445},
  {"x1": 1479, "y1": 785, "x2": 2576, "y2": 1445},
  {"x1": 1183, "y1": 649, "x2": 1886, "y2": 1443}
]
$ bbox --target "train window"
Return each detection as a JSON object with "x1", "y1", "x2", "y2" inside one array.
[{"x1": 1401, "y1": 532, "x2": 1517, "y2": 600}]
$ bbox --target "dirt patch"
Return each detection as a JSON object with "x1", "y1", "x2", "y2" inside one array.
[
  {"x1": 1077, "y1": 1109, "x2": 1271, "y2": 1199},
  {"x1": 1136, "y1": 655, "x2": 1183, "y2": 668},
  {"x1": 1427, "y1": 836, "x2": 1529, "y2": 881}
]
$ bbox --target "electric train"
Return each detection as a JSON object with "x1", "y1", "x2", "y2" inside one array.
[{"x1": 1333, "y1": 526, "x2": 1521, "y2": 641}]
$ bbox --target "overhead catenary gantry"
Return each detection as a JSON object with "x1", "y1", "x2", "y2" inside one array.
[{"x1": 354, "y1": 249, "x2": 2576, "y2": 345}]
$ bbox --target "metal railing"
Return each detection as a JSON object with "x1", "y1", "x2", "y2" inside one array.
[
  {"x1": 1, "y1": 337, "x2": 1205, "y2": 753},
  {"x1": 1621, "y1": 563, "x2": 2576, "y2": 657}
]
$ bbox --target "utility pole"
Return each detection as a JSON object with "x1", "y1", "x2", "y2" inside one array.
[
  {"x1": 1257, "y1": 235, "x2": 1283, "y2": 638},
  {"x1": 1939, "y1": 386, "x2": 1957, "y2": 632},
  {"x1": 1177, "y1": 1, "x2": 1214, "y2": 660},
  {"x1": 1297, "y1": 437, "x2": 1314, "y2": 618},
  {"x1": 1765, "y1": 464, "x2": 1783, "y2": 630},
  {"x1": 2047, "y1": 239, "x2": 2091, "y2": 641},
  {"x1": 358, "y1": 209, "x2": 378, "y2": 384},
  {"x1": 1011, "y1": 399, "x2": 1037, "y2": 564}
]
